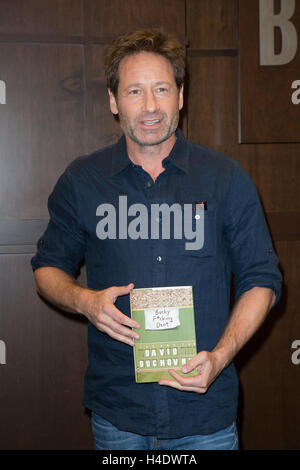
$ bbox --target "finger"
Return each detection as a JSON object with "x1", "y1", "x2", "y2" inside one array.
[
  {"x1": 159, "y1": 380, "x2": 204, "y2": 393},
  {"x1": 99, "y1": 309, "x2": 140, "y2": 341},
  {"x1": 167, "y1": 369, "x2": 203, "y2": 387},
  {"x1": 98, "y1": 322, "x2": 136, "y2": 347},
  {"x1": 159, "y1": 378, "x2": 206, "y2": 394},
  {"x1": 96, "y1": 307, "x2": 140, "y2": 342},
  {"x1": 102, "y1": 302, "x2": 141, "y2": 330}
]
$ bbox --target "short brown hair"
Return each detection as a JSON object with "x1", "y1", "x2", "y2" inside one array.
[{"x1": 105, "y1": 29, "x2": 185, "y2": 96}]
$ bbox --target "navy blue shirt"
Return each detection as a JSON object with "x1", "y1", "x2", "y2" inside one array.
[{"x1": 31, "y1": 129, "x2": 282, "y2": 438}]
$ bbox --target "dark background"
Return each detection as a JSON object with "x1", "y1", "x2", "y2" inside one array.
[{"x1": 0, "y1": 0, "x2": 299, "y2": 450}]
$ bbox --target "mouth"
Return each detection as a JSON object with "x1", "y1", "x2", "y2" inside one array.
[
  {"x1": 142, "y1": 119, "x2": 160, "y2": 126},
  {"x1": 139, "y1": 118, "x2": 162, "y2": 129}
]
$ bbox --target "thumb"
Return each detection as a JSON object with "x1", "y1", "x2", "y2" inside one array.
[
  {"x1": 109, "y1": 283, "x2": 134, "y2": 300},
  {"x1": 182, "y1": 350, "x2": 207, "y2": 374}
]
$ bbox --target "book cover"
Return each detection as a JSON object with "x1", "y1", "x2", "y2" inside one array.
[{"x1": 130, "y1": 286, "x2": 198, "y2": 383}]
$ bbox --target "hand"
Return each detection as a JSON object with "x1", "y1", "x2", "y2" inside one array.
[
  {"x1": 158, "y1": 350, "x2": 224, "y2": 394},
  {"x1": 83, "y1": 283, "x2": 140, "y2": 346}
]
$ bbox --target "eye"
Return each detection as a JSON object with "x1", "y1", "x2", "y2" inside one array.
[
  {"x1": 129, "y1": 89, "x2": 141, "y2": 96},
  {"x1": 156, "y1": 87, "x2": 168, "y2": 93}
]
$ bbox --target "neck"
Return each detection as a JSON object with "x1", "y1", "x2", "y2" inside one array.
[{"x1": 125, "y1": 133, "x2": 176, "y2": 181}]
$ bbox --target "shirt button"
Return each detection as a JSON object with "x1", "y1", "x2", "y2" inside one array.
[
  {"x1": 146, "y1": 181, "x2": 152, "y2": 188},
  {"x1": 157, "y1": 256, "x2": 162, "y2": 262},
  {"x1": 38, "y1": 238, "x2": 45, "y2": 247}
]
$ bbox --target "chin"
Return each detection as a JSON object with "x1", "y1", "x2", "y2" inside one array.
[{"x1": 132, "y1": 132, "x2": 173, "y2": 147}]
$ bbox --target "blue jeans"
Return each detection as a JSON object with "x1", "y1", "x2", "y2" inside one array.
[{"x1": 91, "y1": 412, "x2": 239, "y2": 450}]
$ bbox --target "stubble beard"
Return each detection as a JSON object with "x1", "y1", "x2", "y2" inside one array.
[{"x1": 118, "y1": 110, "x2": 180, "y2": 147}]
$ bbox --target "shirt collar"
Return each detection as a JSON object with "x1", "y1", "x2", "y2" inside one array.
[{"x1": 109, "y1": 128, "x2": 190, "y2": 177}]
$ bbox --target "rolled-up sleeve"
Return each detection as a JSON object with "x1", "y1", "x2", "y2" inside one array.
[
  {"x1": 224, "y1": 164, "x2": 282, "y2": 305},
  {"x1": 31, "y1": 169, "x2": 86, "y2": 276}
]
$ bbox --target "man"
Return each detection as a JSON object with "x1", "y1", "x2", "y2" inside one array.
[{"x1": 31, "y1": 29, "x2": 282, "y2": 450}]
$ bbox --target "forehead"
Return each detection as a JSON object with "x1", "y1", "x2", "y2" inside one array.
[{"x1": 118, "y1": 52, "x2": 176, "y2": 87}]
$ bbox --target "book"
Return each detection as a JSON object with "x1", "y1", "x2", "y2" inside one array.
[{"x1": 130, "y1": 286, "x2": 198, "y2": 383}]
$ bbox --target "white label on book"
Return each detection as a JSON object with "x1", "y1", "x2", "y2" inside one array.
[{"x1": 144, "y1": 307, "x2": 180, "y2": 330}]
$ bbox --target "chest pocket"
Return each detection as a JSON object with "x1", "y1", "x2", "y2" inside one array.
[
  {"x1": 187, "y1": 206, "x2": 216, "y2": 256},
  {"x1": 179, "y1": 205, "x2": 217, "y2": 258},
  {"x1": 168, "y1": 203, "x2": 218, "y2": 283}
]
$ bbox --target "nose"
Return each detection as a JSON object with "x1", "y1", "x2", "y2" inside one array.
[{"x1": 143, "y1": 90, "x2": 159, "y2": 113}]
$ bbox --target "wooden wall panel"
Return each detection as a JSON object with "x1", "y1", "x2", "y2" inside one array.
[
  {"x1": 239, "y1": 0, "x2": 300, "y2": 143},
  {"x1": 186, "y1": 0, "x2": 238, "y2": 49},
  {"x1": 0, "y1": 44, "x2": 85, "y2": 219},
  {"x1": 0, "y1": 0, "x2": 83, "y2": 36},
  {"x1": 85, "y1": 0, "x2": 186, "y2": 41},
  {"x1": 0, "y1": 255, "x2": 92, "y2": 449},
  {"x1": 84, "y1": 44, "x2": 122, "y2": 153},
  {"x1": 187, "y1": 55, "x2": 238, "y2": 152},
  {"x1": 236, "y1": 241, "x2": 300, "y2": 450}
]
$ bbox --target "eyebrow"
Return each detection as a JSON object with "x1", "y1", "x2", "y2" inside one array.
[{"x1": 123, "y1": 81, "x2": 172, "y2": 91}]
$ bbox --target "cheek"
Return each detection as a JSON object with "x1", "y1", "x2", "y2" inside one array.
[
  {"x1": 166, "y1": 102, "x2": 181, "y2": 119},
  {"x1": 119, "y1": 103, "x2": 142, "y2": 122}
]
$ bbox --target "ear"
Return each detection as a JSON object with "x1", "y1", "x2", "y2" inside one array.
[
  {"x1": 108, "y1": 89, "x2": 119, "y2": 115},
  {"x1": 178, "y1": 84, "x2": 184, "y2": 111}
]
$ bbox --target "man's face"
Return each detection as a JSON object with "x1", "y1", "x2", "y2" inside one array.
[{"x1": 108, "y1": 52, "x2": 184, "y2": 147}]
